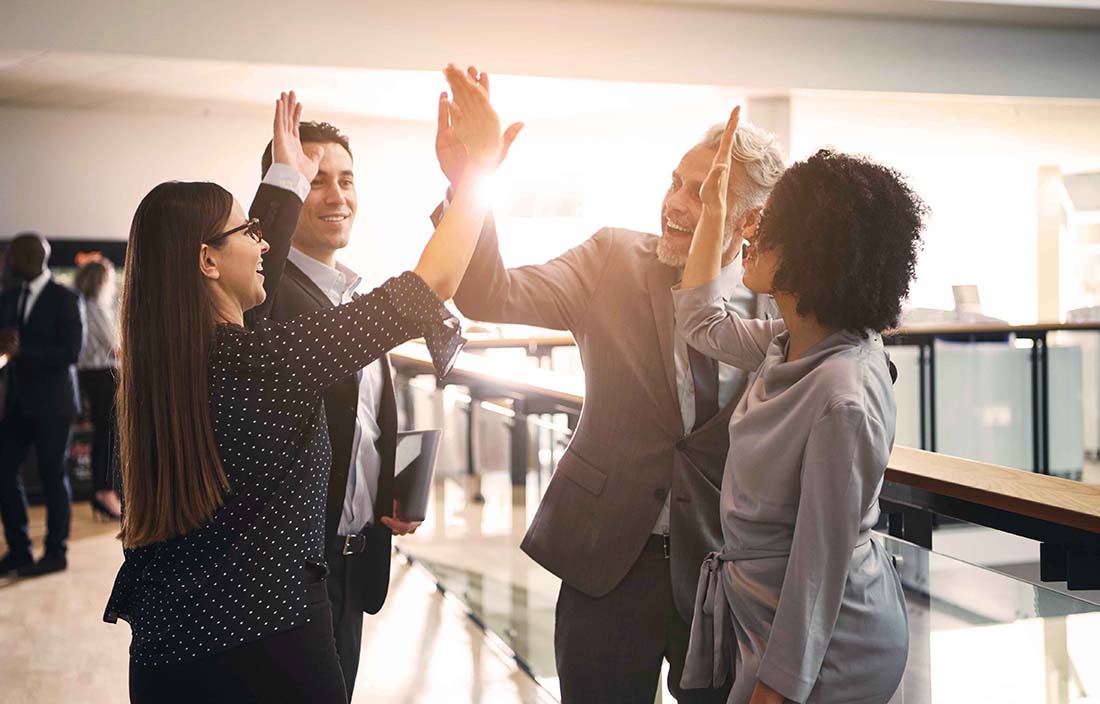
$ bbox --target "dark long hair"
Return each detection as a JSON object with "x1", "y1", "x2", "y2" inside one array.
[{"x1": 119, "y1": 181, "x2": 234, "y2": 548}]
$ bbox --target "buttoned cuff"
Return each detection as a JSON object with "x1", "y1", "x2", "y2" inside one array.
[
  {"x1": 382, "y1": 272, "x2": 466, "y2": 380},
  {"x1": 262, "y1": 163, "x2": 311, "y2": 203}
]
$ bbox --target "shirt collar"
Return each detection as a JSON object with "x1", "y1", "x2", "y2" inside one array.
[
  {"x1": 287, "y1": 247, "x2": 362, "y2": 300},
  {"x1": 25, "y1": 268, "x2": 51, "y2": 296}
]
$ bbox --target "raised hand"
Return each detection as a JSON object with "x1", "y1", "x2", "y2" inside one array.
[
  {"x1": 681, "y1": 105, "x2": 741, "y2": 290},
  {"x1": 272, "y1": 91, "x2": 323, "y2": 183},
  {"x1": 700, "y1": 105, "x2": 740, "y2": 213},
  {"x1": 436, "y1": 66, "x2": 523, "y2": 186}
]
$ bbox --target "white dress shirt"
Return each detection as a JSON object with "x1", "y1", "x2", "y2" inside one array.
[
  {"x1": 653, "y1": 257, "x2": 755, "y2": 536},
  {"x1": 19, "y1": 268, "x2": 52, "y2": 323},
  {"x1": 286, "y1": 247, "x2": 386, "y2": 535}
]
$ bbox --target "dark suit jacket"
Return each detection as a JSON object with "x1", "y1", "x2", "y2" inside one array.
[
  {"x1": 246, "y1": 246, "x2": 396, "y2": 616},
  {"x1": 0, "y1": 278, "x2": 84, "y2": 419}
]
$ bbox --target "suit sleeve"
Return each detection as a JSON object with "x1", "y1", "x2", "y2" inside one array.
[
  {"x1": 438, "y1": 203, "x2": 614, "y2": 332},
  {"x1": 18, "y1": 291, "x2": 84, "y2": 370},
  {"x1": 672, "y1": 277, "x2": 786, "y2": 371},
  {"x1": 756, "y1": 403, "x2": 886, "y2": 701},
  {"x1": 244, "y1": 165, "x2": 309, "y2": 324}
]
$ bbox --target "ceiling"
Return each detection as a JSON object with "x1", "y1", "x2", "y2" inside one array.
[
  {"x1": 633, "y1": 0, "x2": 1100, "y2": 26},
  {"x1": 0, "y1": 50, "x2": 746, "y2": 121}
]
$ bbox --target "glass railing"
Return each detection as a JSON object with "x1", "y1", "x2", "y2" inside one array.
[{"x1": 399, "y1": 471, "x2": 1100, "y2": 703}]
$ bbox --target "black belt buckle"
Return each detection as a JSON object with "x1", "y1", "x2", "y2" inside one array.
[
  {"x1": 662, "y1": 534, "x2": 670, "y2": 560},
  {"x1": 342, "y1": 533, "x2": 367, "y2": 556}
]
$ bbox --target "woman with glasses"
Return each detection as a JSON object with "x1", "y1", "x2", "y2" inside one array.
[
  {"x1": 104, "y1": 67, "x2": 504, "y2": 703},
  {"x1": 675, "y1": 108, "x2": 922, "y2": 703}
]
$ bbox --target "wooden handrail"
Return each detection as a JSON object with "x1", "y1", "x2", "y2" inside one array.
[
  {"x1": 886, "y1": 446, "x2": 1100, "y2": 534},
  {"x1": 391, "y1": 342, "x2": 1100, "y2": 536}
]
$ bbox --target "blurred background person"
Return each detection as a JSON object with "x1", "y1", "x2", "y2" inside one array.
[
  {"x1": 74, "y1": 257, "x2": 122, "y2": 521},
  {"x1": 0, "y1": 232, "x2": 84, "y2": 577}
]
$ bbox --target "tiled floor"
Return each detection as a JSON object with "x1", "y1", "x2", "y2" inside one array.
[{"x1": 0, "y1": 505, "x2": 554, "y2": 704}]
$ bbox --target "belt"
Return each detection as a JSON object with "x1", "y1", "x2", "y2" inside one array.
[
  {"x1": 680, "y1": 538, "x2": 873, "y2": 690},
  {"x1": 340, "y1": 531, "x2": 371, "y2": 556},
  {"x1": 645, "y1": 533, "x2": 671, "y2": 559},
  {"x1": 680, "y1": 547, "x2": 791, "y2": 690}
]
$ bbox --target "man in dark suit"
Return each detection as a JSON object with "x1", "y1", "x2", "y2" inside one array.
[
  {"x1": 246, "y1": 122, "x2": 421, "y2": 698},
  {"x1": 0, "y1": 232, "x2": 84, "y2": 576}
]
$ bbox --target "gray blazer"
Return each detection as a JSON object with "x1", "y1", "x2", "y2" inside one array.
[{"x1": 451, "y1": 217, "x2": 753, "y2": 620}]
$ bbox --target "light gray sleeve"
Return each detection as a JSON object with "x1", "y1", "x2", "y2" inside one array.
[
  {"x1": 671, "y1": 278, "x2": 786, "y2": 371},
  {"x1": 756, "y1": 403, "x2": 885, "y2": 701}
]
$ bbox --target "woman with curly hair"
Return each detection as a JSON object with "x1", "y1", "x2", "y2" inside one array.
[{"x1": 675, "y1": 107, "x2": 925, "y2": 704}]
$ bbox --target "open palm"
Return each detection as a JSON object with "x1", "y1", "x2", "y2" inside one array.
[
  {"x1": 700, "y1": 106, "x2": 740, "y2": 212},
  {"x1": 436, "y1": 67, "x2": 523, "y2": 186},
  {"x1": 272, "y1": 91, "x2": 323, "y2": 182}
]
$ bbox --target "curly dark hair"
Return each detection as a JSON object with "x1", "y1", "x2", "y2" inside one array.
[
  {"x1": 260, "y1": 121, "x2": 352, "y2": 176},
  {"x1": 755, "y1": 149, "x2": 927, "y2": 335}
]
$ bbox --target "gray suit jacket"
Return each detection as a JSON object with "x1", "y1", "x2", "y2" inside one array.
[{"x1": 451, "y1": 217, "x2": 754, "y2": 620}]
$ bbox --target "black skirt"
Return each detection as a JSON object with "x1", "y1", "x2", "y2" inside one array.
[{"x1": 128, "y1": 574, "x2": 346, "y2": 704}]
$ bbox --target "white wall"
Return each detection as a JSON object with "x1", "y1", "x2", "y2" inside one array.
[
  {"x1": 0, "y1": 90, "x2": 744, "y2": 288},
  {"x1": 0, "y1": 104, "x2": 444, "y2": 286},
  {"x1": 5, "y1": 87, "x2": 1100, "y2": 322},
  {"x1": 788, "y1": 93, "x2": 1100, "y2": 322}
]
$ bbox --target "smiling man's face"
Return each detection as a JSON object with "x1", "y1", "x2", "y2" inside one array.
[
  {"x1": 657, "y1": 143, "x2": 748, "y2": 267},
  {"x1": 292, "y1": 141, "x2": 357, "y2": 261}
]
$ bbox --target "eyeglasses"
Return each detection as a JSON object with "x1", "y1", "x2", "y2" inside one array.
[{"x1": 206, "y1": 218, "x2": 263, "y2": 245}]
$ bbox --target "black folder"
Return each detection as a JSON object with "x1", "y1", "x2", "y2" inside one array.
[{"x1": 393, "y1": 429, "x2": 441, "y2": 522}]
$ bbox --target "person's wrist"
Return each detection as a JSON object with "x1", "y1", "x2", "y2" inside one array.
[{"x1": 466, "y1": 149, "x2": 500, "y2": 168}]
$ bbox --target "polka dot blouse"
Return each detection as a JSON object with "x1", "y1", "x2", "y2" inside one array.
[{"x1": 103, "y1": 271, "x2": 463, "y2": 666}]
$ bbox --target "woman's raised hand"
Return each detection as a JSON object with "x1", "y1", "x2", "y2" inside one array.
[
  {"x1": 700, "y1": 105, "x2": 740, "y2": 213},
  {"x1": 443, "y1": 65, "x2": 503, "y2": 169},
  {"x1": 681, "y1": 105, "x2": 740, "y2": 290},
  {"x1": 272, "y1": 91, "x2": 323, "y2": 183}
]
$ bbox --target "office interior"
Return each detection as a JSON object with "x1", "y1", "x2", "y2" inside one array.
[{"x1": 1, "y1": 1, "x2": 1099, "y2": 702}]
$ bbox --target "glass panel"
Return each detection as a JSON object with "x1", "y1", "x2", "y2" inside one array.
[{"x1": 400, "y1": 469, "x2": 1100, "y2": 703}]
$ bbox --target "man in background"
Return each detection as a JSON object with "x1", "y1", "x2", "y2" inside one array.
[{"x1": 0, "y1": 232, "x2": 84, "y2": 577}]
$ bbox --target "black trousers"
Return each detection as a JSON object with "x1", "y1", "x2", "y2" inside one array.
[
  {"x1": 129, "y1": 578, "x2": 347, "y2": 704},
  {"x1": 555, "y1": 541, "x2": 731, "y2": 704},
  {"x1": 0, "y1": 409, "x2": 73, "y2": 557},
  {"x1": 77, "y1": 368, "x2": 118, "y2": 493},
  {"x1": 325, "y1": 534, "x2": 365, "y2": 699}
]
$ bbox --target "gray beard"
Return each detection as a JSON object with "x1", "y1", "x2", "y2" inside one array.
[{"x1": 655, "y1": 209, "x2": 740, "y2": 268}]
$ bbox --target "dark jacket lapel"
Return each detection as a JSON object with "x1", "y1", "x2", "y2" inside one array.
[{"x1": 284, "y1": 262, "x2": 333, "y2": 311}]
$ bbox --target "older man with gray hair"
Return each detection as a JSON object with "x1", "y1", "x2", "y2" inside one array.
[{"x1": 435, "y1": 76, "x2": 785, "y2": 702}]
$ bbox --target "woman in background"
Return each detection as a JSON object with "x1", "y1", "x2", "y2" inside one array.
[
  {"x1": 676, "y1": 108, "x2": 924, "y2": 703},
  {"x1": 74, "y1": 257, "x2": 121, "y2": 520}
]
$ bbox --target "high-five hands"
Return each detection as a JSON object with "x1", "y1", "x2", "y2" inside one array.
[
  {"x1": 441, "y1": 65, "x2": 506, "y2": 171},
  {"x1": 272, "y1": 91, "x2": 324, "y2": 183},
  {"x1": 437, "y1": 67, "x2": 524, "y2": 186}
]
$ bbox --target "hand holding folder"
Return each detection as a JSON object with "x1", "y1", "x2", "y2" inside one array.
[{"x1": 382, "y1": 429, "x2": 442, "y2": 527}]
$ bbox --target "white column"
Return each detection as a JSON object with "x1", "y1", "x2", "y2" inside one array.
[{"x1": 1036, "y1": 165, "x2": 1065, "y2": 321}]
